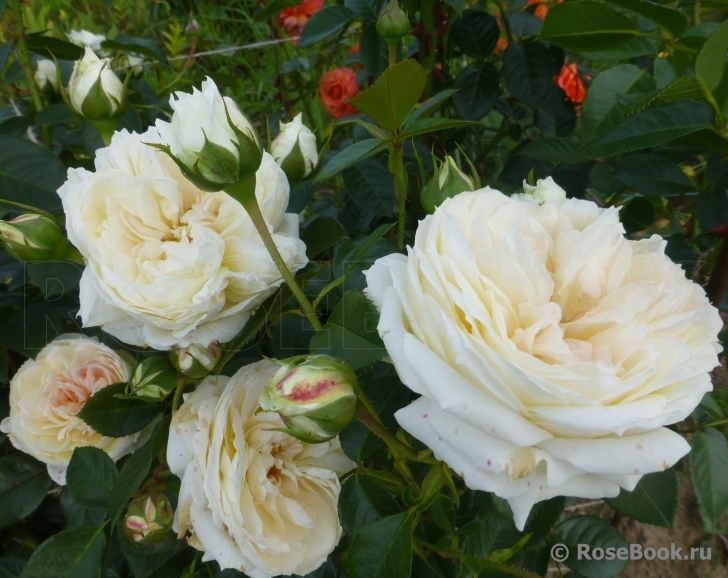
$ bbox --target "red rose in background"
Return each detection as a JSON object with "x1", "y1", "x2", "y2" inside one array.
[
  {"x1": 556, "y1": 63, "x2": 586, "y2": 104},
  {"x1": 319, "y1": 67, "x2": 359, "y2": 118},
  {"x1": 279, "y1": 0, "x2": 324, "y2": 42},
  {"x1": 527, "y1": 0, "x2": 562, "y2": 19}
]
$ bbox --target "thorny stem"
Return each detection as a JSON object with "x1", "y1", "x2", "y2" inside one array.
[
  {"x1": 391, "y1": 141, "x2": 408, "y2": 249},
  {"x1": 171, "y1": 375, "x2": 189, "y2": 412}
]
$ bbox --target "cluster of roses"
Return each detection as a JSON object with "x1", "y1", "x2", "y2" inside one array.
[{"x1": 1, "y1": 36, "x2": 723, "y2": 578}]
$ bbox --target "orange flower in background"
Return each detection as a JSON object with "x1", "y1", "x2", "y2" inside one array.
[
  {"x1": 494, "y1": 36, "x2": 508, "y2": 53},
  {"x1": 527, "y1": 0, "x2": 562, "y2": 19},
  {"x1": 279, "y1": 0, "x2": 324, "y2": 42},
  {"x1": 556, "y1": 63, "x2": 586, "y2": 103},
  {"x1": 319, "y1": 67, "x2": 359, "y2": 118}
]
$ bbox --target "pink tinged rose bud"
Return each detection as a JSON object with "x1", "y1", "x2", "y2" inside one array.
[
  {"x1": 0, "y1": 214, "x2": 80, "y2": 263},
  {"x1": 169, "y1": 342, "x2": 222, "y2": 379},
  {"x1": 123, "y1": 494, "x2": 174, "y2": 545},
  {"x1": 260, "y1": 355, "x2": 357, "y2": 443}
]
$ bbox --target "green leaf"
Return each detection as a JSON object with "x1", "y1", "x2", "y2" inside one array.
[
  {"x1": 60, "y1": 488, "x2": 107, "y2": 528},
  {"x1": 614, "y1": 154, "x2": 693, "y2": 195},
  {"x1": 315, "y1": 139, "x2": 388, "y2": 182},
  {"x1": 606, "y1": 0, "x2": 687, "y2": 38},
  {"x1": 404, "y1": 89, "x2": 458, "y2": 126},
  {"x1": 658, "y1": 75, "x2": 710, "y2": 103},
  {"x1": 0, "y1": 137, "x2": 66, "y2": 213},
  {"x1": 452, "y1": 63, "x2": 499, "y2": 121},
  {"x1": 539, "y1": 1, "x2": 638, "y2": 51},
  {"x1": 440, "y1": 0, "x2": 464, "y2": 12},
  {"x1": 578, "y1": 36, "x2": 657, "y2": 61},
  {"x1": 452, "y1": 10, "x2": 499, "y2": 60},
  {"x1": 503, "y1": 40, "x2": 553, "y2": 108},
  {"x1": 696, "y1": 20, "x2": 728, "y2": 92},
  {"x1": 0, "y1": 556, "x2": 25, "y2": 577},
  {"x1": 585, "y1": 101, "x2": 714, "y2": 157},
  {"x1": 399, "y1": 117, "x2": 475, "y2": 139},
  {"x1": 310, "y1": 290, "x2": 387, "y2": 370},
  {"x1": 697, "y1": 189, "x2": 728, "y2": 231},
  {"x1": 620, "y1": 196, "x2": 655, "y2": 234},
  {"x1": 27, "y1": 261, "x2": 83, "y2": 299},
  {"x1": 340, "y1": 472, "x2": 401, "y2": 536},
  {"x1": 26, "y1": 33, "x2": 84, "y2": 60},
  {"x1": 345, "y1": 0, "x2": 381, "y2": 20},
  {"x1": 301, "y1": 216, "x2": 349, "y2": 258},
  {"x1": 66, "y1": 447, "x2": 119, "y2": 511},
  {"x1": 553, "y1": 515, "x2": 628, "y2": 578},
  {"x1": 36, "y1": 104, "x2": 75, "y2": 125},
  {"x1": 680, "y1": 128, "x2": 728, "y2": 155},
  {"x1": 255, "y1": 0, "x2": 300, "y2": 21},
  {"x1": 77, "y1": 383, "x2": 162, "y2": 438},
  {"x1": 344, "y1": 159, "x2": 397, "y2": 216},
  {"x1": 582, "y1": 64, "x2": 656, "y2": 142},
  {"x1": 360, "y1": 24, "x2": 389, "y2": 80},
  {"x1": 347, "y1": 511, "x2": 414, "y2": 578},
  {"x1": 520, "y1": 137, "x2": 588, "y2": 163},
  {"x1": 119, "y1": 529, "x2": 189, "y2": 578},
  {"x1": 0, "y1": 453, "x2": 52, "y2": 530},
  {"x1": 0, "y1": 303, "x2": 62, "y2": 357},
  {"x1": 102, "y1": 34, "x2": 166, "y2": 62},
  {"x1": 351, "y1": 59, "x2": 427, "y2": 132},
  {"x1": 605, "y1": 469, "x2": 679, "y2": 528},
  {"x1": 690, "y1": 428, "x2": 728, "y2": 531},
  {"x1": 108, "y1": 417, "x2": 169, "y2": 525},
  {"x1": 536, "y1": 84, "x2": 576, "y2": 137},
  {"x1": 20, "y1": 524, "x2": 107, "y2": 578},
  {"x1": 297, "y1": 6, "x2": 354, "y2": 48}
]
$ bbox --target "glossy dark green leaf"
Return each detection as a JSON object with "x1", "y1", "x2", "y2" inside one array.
[
  {"x1": 0, "y1": 136, "x2": 66, "y2": 213},
  {"x1": 605, "y1": 469, "x2": 679, "y2": 528},
  {"x1": 339, "y1": 472, "x2": 400, "y2": 536},
  {"x1": 60, "y1": 488, "x2": 107, "y2": 528},
  {"x1": 695, "y1": 20, "x2": 728, "y2": 91},
  {"x1": 0, "y1": 453, "x2": 52, "y2": 530},
  {"x1": 21, "y1": 524, "x2": 107, "y2": 578},
  {"x1": 301, "y1": 216, "x2": 349, "y2": 258},
  {"x1": 26, "y1": 33, "x2": 84, "y2": 60},
  {"x1": 36, "y1": 104, "x2": 75, "y2": 125},
  {"x1": 539, "y1": 1, "x2": 638, "y2": 51},
  {"x1": 690, "y1": 428, "x2": 728, "y2": 531},
  {"x1": 697, "y1": 189, "x2": 728, "y2": 231},
  {"x1": 345, "y1": 0, "x2": 381, "y2": 20},
  {"x1": 310, "y1": 290, "x2": 387, "y2": 369},
  {"x1": 359, "y1": 24, "x2": 389, "y2": 79},
  {"x1": 348, "y1": 511, "x2": 414, "y2": 578},
  {"x1": 536, "y1": 84, "x2": 576, "y2": 137},
  {"x1": 405, "y1": 89, "x2": 458, "y2": 126},
  {"x1": 503, "y1": 40, "x2": 553, "y2": 108},
  {"x1": 315, "y1": 139, "x2": 388, "y2": 182},
  {"x1": 66, "y1": 447, "x2": 119, "y2": 511},
  {"x1": 620, "y1": 196, "x2": 655, "y2": 234},
  {"x1": 452, "y1": 10, "x2": 499, "y2": 60},
  {"x1": 606, "y1": 0, "x2": 687, "y2": 38},
  {"x1": 78, "y1": 383, "x2": 162, "y2": 438},
  {"x1": 614, "y1": 154, "x2": 693, "y2": 195},
  {"x1": 0, "y1": 303, "x2": 62, "y2": 357},
  {"x1": 0, "y1": 556, "x2": 25, "y2": 577},
  {"x1": 399, "y1": 117, "x2": 475, "y2": 139},
  {"x1": 298, "y1": 6, "x2": 355, "y2": 48},
  {"x1": 578, "y1": 36, "x2": 657, "y2": 61},
  {"x1": 553, "y1": 515, "x2": 628, "y2": 578},
  {"x1": 27, "y1": 261, "x2": 83, "y2": 299},
  {"x1": 585, "y1": 101, "x2": 714, "y2": 157},
  {"x1": 453, "y1": 63, "x2": 499, "y2": 121},
  {"x1": 520, "y1": 137, "x2": 588, "y2": 163},
  {"x1": 343, "y1": 159, "x2": 396, "y2": 216},
  {"x1": 119, "y1": 528, "x2": 189, "y2": 578}
]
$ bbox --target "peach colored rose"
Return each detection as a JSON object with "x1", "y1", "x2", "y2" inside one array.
[
  {"x1": 318, "y1": 68, "x2": 359, "y2": 118},
  {"x1": 279, "y1": 0, "x2": 324, "y2": 42},
  {"x1": 556, "y1": 62, "x2": 586, "y2": 104}
]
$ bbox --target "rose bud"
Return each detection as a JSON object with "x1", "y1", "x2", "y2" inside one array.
[
  {"x1": 127, "y1": 356, "x2": 179, "y2": 402},
  {"x1": 270, "y1": 113, "x2": 318, "y2": 186},
  {"x1": 153, "y1": 77, "x2": 263, "y2": 192},
  {"x1": 519, "y1": 176, "x2": 568, "y2": 204},
  {"x1": 169, "y1": 342, "x2": 222, "y2": 379},
  {"x1": 421, "y1": 155, "x2": 475, "y2": 214},
  {"x1": 260, "y1": 355, "x2": 358, "y2": 443},
  {"x1": 34, "y1": 59, "x2": 60, "y2": 95},
  {"x1": 123, "y1": 493, "x2": 174, "y2": 545},
  {"x1": 0, "y1": 214, "x2": 81, "y2": 264},
  {"x1": 376, "y1": 0, "x2": 410, "y2": 42},
  {"x1": 67, "y1": 46, "x2": 127, "y2": 121}
]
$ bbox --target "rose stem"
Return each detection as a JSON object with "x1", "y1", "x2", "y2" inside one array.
[
  {"x1": 171, "y1": 375, "x2": 188, "y2": 412},
  {"x1": 228, "y1": 177, "x2": 323, "y2": 331},
  {"x1": 8, "y1": 0, "x2": 51, "y2": 149}
]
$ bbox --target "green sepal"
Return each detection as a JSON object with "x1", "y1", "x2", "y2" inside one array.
[
  {"x1": 81, "y1": 73, "x2": 115, "y2": 120},
  {"x1": 264, "y1": 425, "x2": 336, "y2": 445},
  {"x1": 279, "y1": 136, "x2": 308, "y2": 188},
  {"x1": 197, "y1": 130, "x2": 241, "y2": 185},
  {"x1": 221, "y1": 98, "x2": 264, "y2": 178},
  {"x1": 144, "y1": 142, "x2": 225, "y2": 192}
]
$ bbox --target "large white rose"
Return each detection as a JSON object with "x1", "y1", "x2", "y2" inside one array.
[
  {"x1": 365, "y1": 182, "x2": 722, "y2": 530},
  {"x1": 168, "y1": 359, "x2": 354, "y2": 578},
  {"x1": 58, "y1": 128, "x2": 307, "y2": 350},
  {"x1": 0, "y1": 335, "x2": 150, "y2": 485}
]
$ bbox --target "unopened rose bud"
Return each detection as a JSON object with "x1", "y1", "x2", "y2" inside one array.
[
  {"x1": 153, "y1": 77, "x2": 262, "y2": 192},
  {"x1": 123, "y1": 493, "x2": 174, "y2": 545},
  {"x1": 270, "y1": 113, "x2": 318, "y2": 186},
  {"x1": 376, "y1": 0, "x2": 410, "y2": 42},
  {"x1": 34, "y1": 59, "x2": 59, "y2": 95},
  {"x1": 185, "y1": 19, "x2": 201, "y2": 34},
  {"x1": 170, "y1": 342, "x2": 222, "y2": 379},
  {"x1": 68, "y1": 46, "x2": 127, "y2": 120},
  {"x1": 0, "y1": 214, "x2": 80, "y2": 263},
  {"x1": 127, "y1": 357, "x2": 179, "y2": 401},
  {"x1": 421, "y1": 156, "x2": 475, "y2": 214},
  {"x1": 260, "y1": 355, "x2": 357, "y2": 444},
  {"x1": 519, "y1": 176, "x2": 566, "y2": 204}
]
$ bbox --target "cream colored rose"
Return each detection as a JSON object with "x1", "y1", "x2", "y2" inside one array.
[
  {"x1": 57, "y1": 128, "x2": 307, "y2": 350},
  {"x1": 365, "y1": 183, "x2": 722, "y2": 530},
  {"x1": 0, "y1": 335, "x2": 149, "y2": 485},
  {"x1": 67, "y1": 46, "x2": 125, "y2": 119},
  {"x1": 34, "y1": 59, "x2": 59, "y2": 92},
  {"x1": 67, "y1": 29, "x2": 107, "y2": 53},
  {"x1": 168, "y1": 360, "x2": 354, "y2": 578}
]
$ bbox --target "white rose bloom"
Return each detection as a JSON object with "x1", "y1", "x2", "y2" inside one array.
[
  {"x1": 0, "y1": 335, "x2": 151, "y2": 485},
  {"x1": 67, "y1": 29, "x2": 107, "y2": 53},
  {"x1": 68, "y1": 46, "x2": 125, "y2": 118},
  {"x1": 270, "y1": 113, "x2": 319, "y2": 177},
  {"x1": 58, "y1": 128, "x2": 307, "y2": 350},
  {"x1": 156, "y1": 77, "x2": 258, "y2": 173},
  {"x1": 34, "y1": 59, "x2": 59, "y2": 92},
  {"x1": 365, "y1": 185, "x2": 722, "y2": 530},
  {"x1": 168, "y1": 360, "x2": 354, "y2": 578}
]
